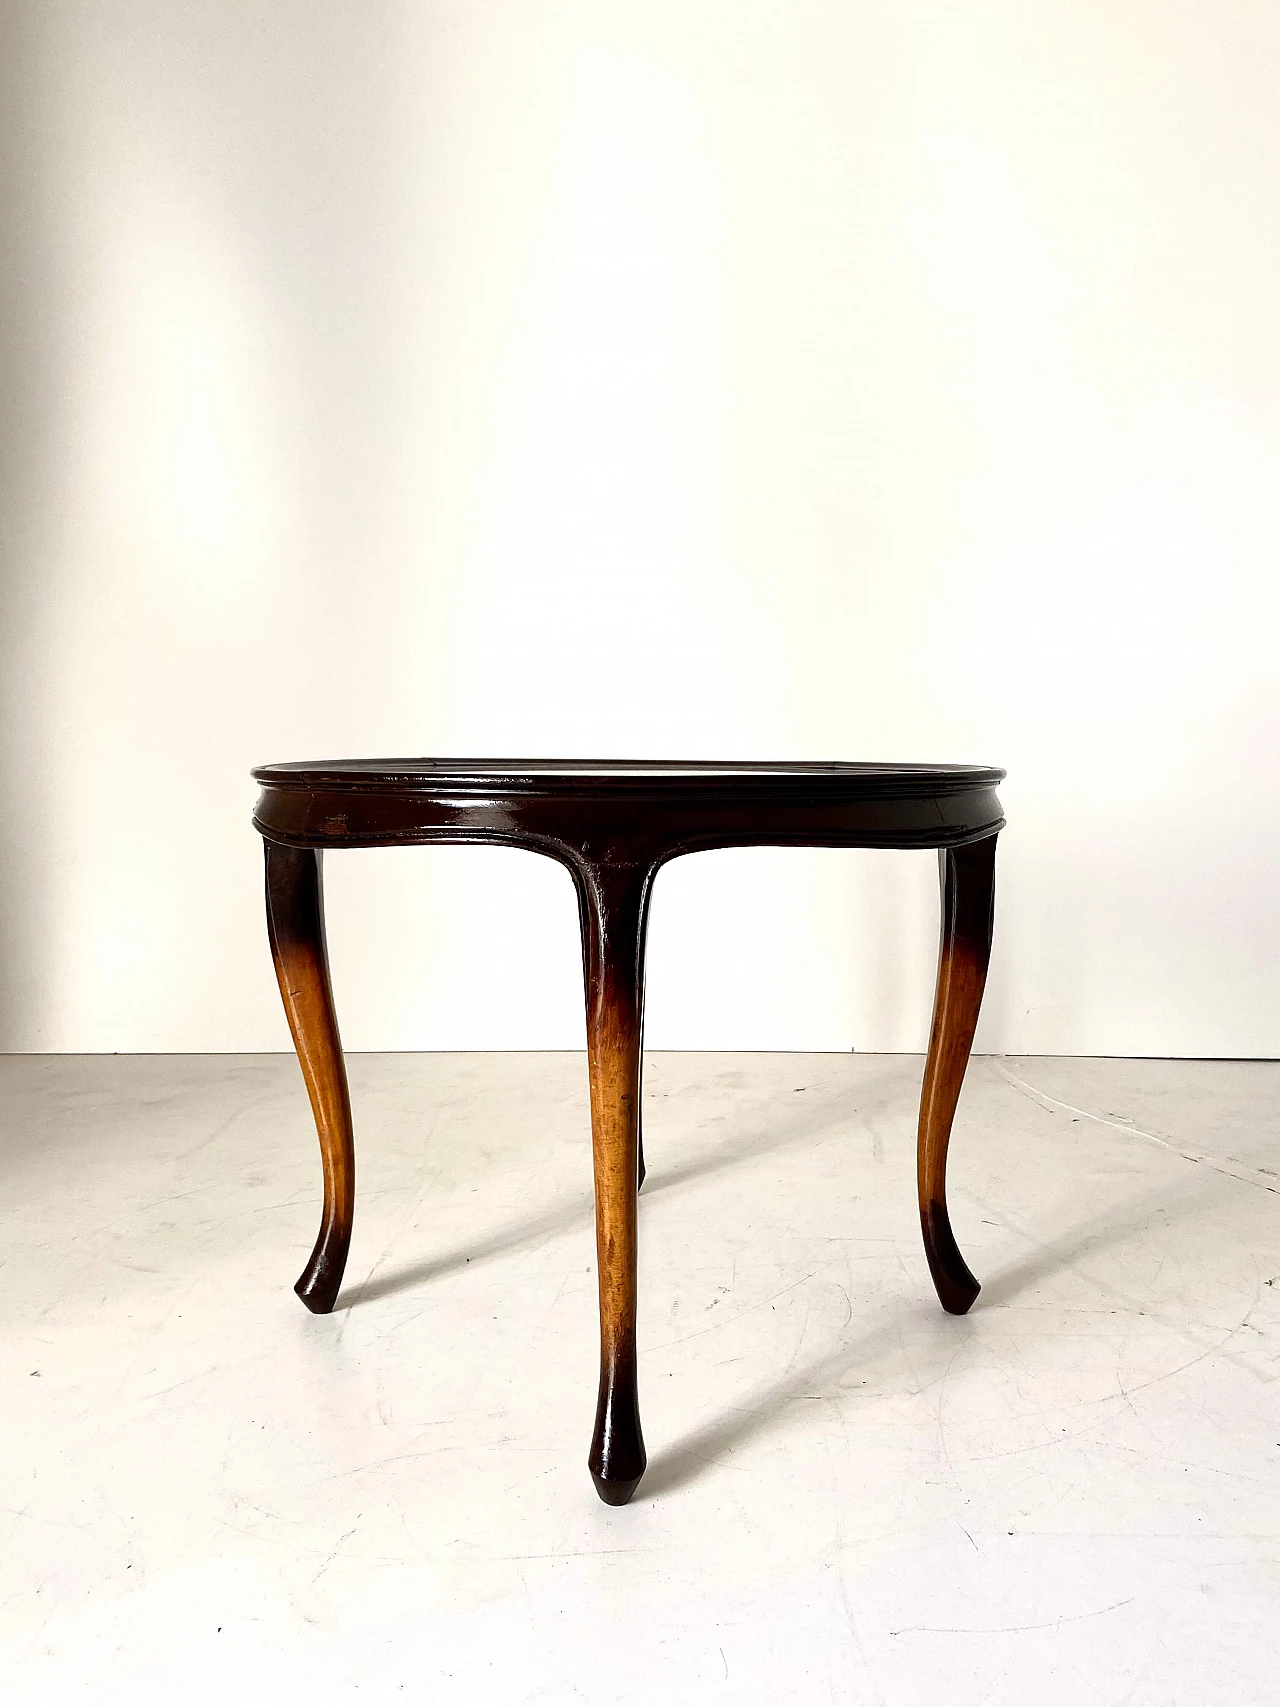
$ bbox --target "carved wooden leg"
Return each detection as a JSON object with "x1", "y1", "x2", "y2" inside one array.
[
  {"x1": 918, "y1": 834, "x2": 997, "y2": 1315},
  {"x1": 264, "y1": 841, "x2": 355, "y2": 1315},
  {"x1": 576, "y1": 858, "x2": 655, "y2": 1504}
]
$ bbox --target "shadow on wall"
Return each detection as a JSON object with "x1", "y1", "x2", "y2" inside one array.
[
  {"x1": 0, "y1": 4, "x2": 429, "y2": 1050},
  {"x1": 0, "y1": 7, "x2": 56, "y2": 1050}
]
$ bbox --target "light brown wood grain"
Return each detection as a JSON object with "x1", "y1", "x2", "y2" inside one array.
[
  {"x1": 576, "y1": 857, "x2": 654, "y2": 1505},
  {"x1": 264, "y1": 842, "x2": 354, "y2": 1315}
]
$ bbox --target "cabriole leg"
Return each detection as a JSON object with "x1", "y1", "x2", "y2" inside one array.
[
  {"x1": 917, "y1": 834, "x2": 997, "y2": 1315},
  {"x1": 576, "y1": 858, "x2": 656, "y2": 1505},
  {"x1": 264, "y1": 841, "x2": 355, "y2": 1314}
]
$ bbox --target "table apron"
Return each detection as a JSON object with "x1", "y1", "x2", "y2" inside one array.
[{"x1": 252, "y1": 785, "x2": 1004, "y2": 860}]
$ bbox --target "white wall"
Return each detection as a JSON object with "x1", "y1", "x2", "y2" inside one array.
[{"x1": 2, "y1": 1, "x2": 1277, "y2": 1057}]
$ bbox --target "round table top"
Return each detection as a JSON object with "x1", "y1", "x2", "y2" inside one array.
[{"x1": 252, "y1": 758, "x2": 1005, "y2": 798}]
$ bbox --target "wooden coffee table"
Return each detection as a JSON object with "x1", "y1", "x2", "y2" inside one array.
[{"x1": 252, "y1": 759, "x2": 1005, "y2": 1503}]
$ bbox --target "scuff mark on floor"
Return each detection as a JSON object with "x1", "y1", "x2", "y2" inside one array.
[{"x1": 993, "y1": 1064, "x2": 1280, "y2": 1196}]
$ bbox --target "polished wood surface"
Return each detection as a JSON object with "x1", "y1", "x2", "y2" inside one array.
[
  {"x1": 254, "y1": 758, "x2": 1005, "y2": 1503},
  {"x1": 918, "y1": 837, "x2": 997, "y2": 1315},
  {"x1": 264, "y1": 843, "x2": 355, "y2": 1314},
  {"x1": 252, "y1": 758, "x2": 1005, "y2": 857},
  {"x1": 575, "y1": 858, "x2": 655, "y2": 1504}
]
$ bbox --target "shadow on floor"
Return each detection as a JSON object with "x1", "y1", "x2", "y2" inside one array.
[
  {"x1": 335, "y1": 1068, "x2": 1237, "y2": 1498},
  {"x1": 339, "y1": 1062, "x2": 906, "y2": 1310},
  {"x1": 640, "y1": 1172, "x2": 1227, "y2": 1500}
]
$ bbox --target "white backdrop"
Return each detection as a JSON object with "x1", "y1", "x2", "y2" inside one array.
[{"x1": 2, "y1": 1, "x2": 1277, "y2": 1056}]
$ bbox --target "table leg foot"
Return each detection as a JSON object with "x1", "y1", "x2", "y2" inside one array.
[
  {"x1": 917, "y1": 836, "x2": 997, "y2": 1316},
  {"x1": 591, "y1": 1471, "x2": 645, "y2": 1507},
  {"x1": 589, "y1": 1355, "x2": 647, "y2": 1505},
  {"x1": 294, "y1": 1244, "x2": 347, "y2": 1316},
  {"x1": 265, "y1": 842, "x2": 355, "y2": 1316},
  {"x1": 920, "y1": 1199, "x2": 980, "y2": 1316}
]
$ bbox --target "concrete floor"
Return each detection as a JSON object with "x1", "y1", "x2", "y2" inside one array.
[{"x1": 1, "y1": 1052, "x2": 1278, "y2": 1704}]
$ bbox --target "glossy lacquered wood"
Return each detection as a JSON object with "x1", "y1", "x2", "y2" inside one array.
[
  {"x1": 918, "y1": 837, "x2": 997, "y2": 1314},
  {"x1": 253, "y1": 758, "x2": 1005, "y2": 1504},
  {"x1": 252, "y1": 759, "x2": 1005, "y2": 858},
  {"x1": 575, "y1": 858, "x2": 655, "y2": 1503},
  {"x1": 264, "y1": 844, "x2": 355, "y2": 1314}
]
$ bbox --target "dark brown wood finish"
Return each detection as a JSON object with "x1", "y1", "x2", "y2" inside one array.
[
  {"x1": 917, "y1": 836, "x2": 997, "y2": 1315},
  {"x1": 263, "y1": 842, "x2": 355, "y2": 1314},
  {"x1": 253, "y1": 759, "x2": 1004, "y2": 1503}
]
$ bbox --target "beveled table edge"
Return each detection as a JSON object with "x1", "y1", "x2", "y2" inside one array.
[{"x1": 251, "y1": 758, "x2": 1007, "y2": 799}]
